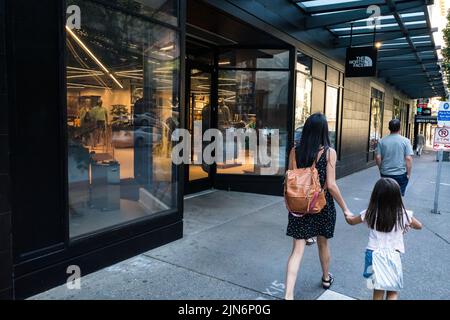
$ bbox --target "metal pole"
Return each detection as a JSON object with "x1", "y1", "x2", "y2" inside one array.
[
  {"x1": 432, "y1": 149, "x2": 443, "y2": 214},
  {"x1": 350, "y1": 23, "x2": 353, "y2": 47}
]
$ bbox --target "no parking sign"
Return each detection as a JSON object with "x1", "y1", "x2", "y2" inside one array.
[{"x1": 434, "y1": 127, "x2": 450, "y2": 151}]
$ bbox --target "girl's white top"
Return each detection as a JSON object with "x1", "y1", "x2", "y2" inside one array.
[{"x1": 360, "y1": 209, "x2": 413, "y2": 254}]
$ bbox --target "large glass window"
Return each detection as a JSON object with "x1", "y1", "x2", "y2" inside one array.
[
  {"x1": 393, "y1": 98, "x2": 408, "y2": 137},
  {"x1": 106, "y1": 0, "x2": 179, "y2": 26},
  {"x1": 66, "y1": 0, "x2": 180, "y2": 238},
  {"x1": 369, "y1": 88, "x2": 384, "y2": 158},
  {"x1": 216, "y1": 68, "x2": 290, "y2": 176},
  {"x1": 218, "y1": 49, "x2": 290, "y2": 69},
  {"x1": 294, "y1": 72, "x2": 312, "y2": 144},
  {"x1": 312, "y1": 79, "x2": 325, "y2": 113},
  {"x1": 325, "y1": 86, "x2": 339, "y2": 148}
]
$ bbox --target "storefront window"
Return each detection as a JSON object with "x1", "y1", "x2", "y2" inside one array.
[
  {"x1": 66, "y1": 0, "x2": 180, "y2": 238},
  {"x1": 394, "y1": 98, "x2": 408, "y2": 137},
  {"x1": 297, "y1": 52, "x2": 312, "y2": 75},
  {"x1": 216, "y1": 69, "x2": 289, "y2": 176},
  {"x1": 218, "y1": 49, "x2": 289, "y2": 69},
  {"x1": 107, "y1": 0, "x2": 179, "y2": 26},
  {"x1": 312, "y1": 79, "x2": 325, "y2": 113},
  {"x1": 294, "y1": 72, "x2": 312, "y2": 144},
  {"x1": 325, "y1": 86, "x2": 339, "y2": 148},
  {"x1": 369, "y1": 88, "x2": 384, "y2": 156}
]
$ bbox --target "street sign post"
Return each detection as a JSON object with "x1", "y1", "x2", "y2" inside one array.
[{"x1": 432, "y1": 126, "x2": 450, "y2": 214}]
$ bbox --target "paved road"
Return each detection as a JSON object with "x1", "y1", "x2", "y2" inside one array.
[{"x1": 32, "y1": 150, "x2": 450, "y2": 300}]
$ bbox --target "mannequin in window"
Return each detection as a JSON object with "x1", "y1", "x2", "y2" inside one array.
[
  {"x1": 91, "y1": 99, "x2": 108, "y2": 147},
  {"x1": 218, "y1": 97, "x2": 232, "y2": 126}
]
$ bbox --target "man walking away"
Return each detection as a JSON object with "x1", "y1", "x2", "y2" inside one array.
[
  {"x1": 416, "y1": 133, "x2": 425, "y2": 157},
  {"x1": 375, "y1": 119, "x2": 414, "y2": 196}
]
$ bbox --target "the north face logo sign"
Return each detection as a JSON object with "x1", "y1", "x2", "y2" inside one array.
[{"x1": 349, "y1": 56, "x2": 373, "y2": 68}]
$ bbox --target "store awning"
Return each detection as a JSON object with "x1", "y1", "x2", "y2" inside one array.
[{"x1": 292, "y1": 0, "x2": 446, "y2": 98}]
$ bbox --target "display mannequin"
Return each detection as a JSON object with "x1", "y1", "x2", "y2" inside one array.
[
  {"x1": 218, "y1": 98, "x2": 232, "y2": 126},
  {"x1": 90, "y1": 99, "x2": 108, "y2": 147}
]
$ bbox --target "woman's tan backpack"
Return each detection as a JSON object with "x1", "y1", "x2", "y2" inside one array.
[{"x1": 284, "y1": 147, "x2": 327, "y2": 217}]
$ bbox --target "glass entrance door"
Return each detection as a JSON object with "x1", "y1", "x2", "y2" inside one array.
[{"x1": 185, "y1": 63, "x2": 214, "y2": 194}]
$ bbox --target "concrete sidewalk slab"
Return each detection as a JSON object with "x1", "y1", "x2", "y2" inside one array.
[{"x1": 31, "y1": 151, "x2": 450, "y2": 300}]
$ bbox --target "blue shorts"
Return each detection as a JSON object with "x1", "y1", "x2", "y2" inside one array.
[
  {"x1": 381, "y1": 173, "x2": 409, "y2": 196},
  {"x1": 363, "y1": 249, "x2": 374, "y2": 279}
]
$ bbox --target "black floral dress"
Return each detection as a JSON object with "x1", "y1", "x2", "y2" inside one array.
[{"x1": 286, "y1": 148, "x2": 337, "y2": 240}]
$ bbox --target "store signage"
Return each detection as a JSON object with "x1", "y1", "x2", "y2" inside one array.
[
  {"x1": 415, "y1": 115, "x2": 437, "y2": 124},
  {"x1": 422, "y1": 108, "x2": 432, "y2": 116},
  {"x1": 433, "y1": 127, "x2": 450, "y2": 151},
  {"x1": 438, "y1": 102, "x2": 450, "y2": 127},
  {"x1": 345, "y1": 46, "x2": 378, "y2": 77}
]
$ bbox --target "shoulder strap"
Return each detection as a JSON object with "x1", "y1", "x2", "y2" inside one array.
[
  {"x1": 289, "y1": 147, "x2": 297, "y2": 169},
  {"x1": 312, "y1": 147, "x2": 327, "y2": 168}
]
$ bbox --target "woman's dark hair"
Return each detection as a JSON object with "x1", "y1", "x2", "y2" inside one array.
[
  {"x1": 365, "y1": 178, "x2": 409, "y2": 232},
  {"x1": 296, "y1": 113, "x2": 331, "y2": 168}
]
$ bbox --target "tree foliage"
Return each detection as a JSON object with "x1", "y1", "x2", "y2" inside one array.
[{"x1": 442, "y1": 10, "x2": 450, "y2": 88}]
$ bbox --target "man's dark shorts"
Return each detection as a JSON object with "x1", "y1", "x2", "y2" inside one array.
[{"x1": 381, "y1": 173, "x2": 409, "y2": 196}]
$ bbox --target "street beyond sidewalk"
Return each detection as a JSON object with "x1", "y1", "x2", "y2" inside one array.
[{"x1": 32, "y1": 150, "x2": 450, "y2": 300}]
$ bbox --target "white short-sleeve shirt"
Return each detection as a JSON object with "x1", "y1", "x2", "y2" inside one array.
[{"x1": 360, "y1": 209, "x2": 413, "y2": 254}]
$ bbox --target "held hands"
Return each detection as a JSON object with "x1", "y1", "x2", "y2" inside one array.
[{"x1": 343, "y1": 210, "x2": 355, "y2": 225}]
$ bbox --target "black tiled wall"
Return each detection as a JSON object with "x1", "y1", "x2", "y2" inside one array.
[{"x1": 0, "y1": 0, "x2": 13, "y2": 300}]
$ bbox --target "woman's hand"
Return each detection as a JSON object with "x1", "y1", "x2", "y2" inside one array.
[{"x1": 344, "y1": 211, "x2": 363, "y2": 226}]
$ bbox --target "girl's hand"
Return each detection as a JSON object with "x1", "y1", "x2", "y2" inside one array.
[{"x1": 344, "y1": 211, "x2": 363, "y2": 226}]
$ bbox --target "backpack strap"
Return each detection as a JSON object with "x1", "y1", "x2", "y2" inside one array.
[
  {"x1": 311, "y1": 146, "x2": 326, "y2": 168},
  {"x1": 289, "y1": 147, "x2": 297, "y2": 170}
]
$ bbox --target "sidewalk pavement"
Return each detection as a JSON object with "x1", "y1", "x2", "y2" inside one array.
[{"x1": 32, "y1": 150, "x2": 450, "y2": 300}]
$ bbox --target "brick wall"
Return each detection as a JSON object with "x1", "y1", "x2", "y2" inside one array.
[{"x1": 0, "y1": 0, "x2": 13, "y2": 300}]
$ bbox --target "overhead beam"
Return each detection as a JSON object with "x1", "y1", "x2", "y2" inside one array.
[
  {"x1": 377, "y1": 45, "x2": 438, "y2": 58},
  {"x1": 378, "y1": 58, "x2": 437, "y2": 68},
  {"x1": 299, "y1": 0, "x2": 386, "y2": 14},
  {"x1": 303, "y1": 0, "x2": 425, "y2": 29},
  {"x1": 330, "y1": 14, "x2": 426, "y2": 29},
  {"x1": 334, "y1": 27, "x2": 434, "y2": 47},
  {"x1": 333, "y1": 23, "x2": 427, "y2": 36}
]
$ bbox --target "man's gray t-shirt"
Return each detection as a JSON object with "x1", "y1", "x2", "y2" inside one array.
[{"x1": 375, "y1": 134, "x2": 414, "y2": 176}]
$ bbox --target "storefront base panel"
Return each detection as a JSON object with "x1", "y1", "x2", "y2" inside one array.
[
  {"x1": 13, "y1": 220, "x2": 182, "y2": 300},
  {"x1": 215, "y1": 175, "x2": 284, "y2": 196}
]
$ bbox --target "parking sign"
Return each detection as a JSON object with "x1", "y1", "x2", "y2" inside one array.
[{"x1": 438, "y1": 102, "x2": 450, "y2": 127}]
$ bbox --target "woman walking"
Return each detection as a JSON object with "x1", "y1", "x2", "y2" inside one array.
[{"x1": 284, "y1": 113, "x2": 352, "y2": 300}]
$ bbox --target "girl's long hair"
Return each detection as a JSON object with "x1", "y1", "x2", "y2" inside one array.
[
  {"x1": 365, "y1": 178, "x2": 409, "y2": 232},
  {"x1": 296, "y1": 113, "x2": 331, "y2": 168}
]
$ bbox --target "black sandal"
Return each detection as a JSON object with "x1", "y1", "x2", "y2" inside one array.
[{"x1": 322, "y1": 273, "x2": 334, "y2": 290}]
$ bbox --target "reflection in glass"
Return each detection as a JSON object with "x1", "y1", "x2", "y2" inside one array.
[
  {"x1": 369, "y1": 88, "x2": 384, "y2": 153},
  {"x1": 294, "y1": 72, "x2": 312, "y2": 144},
  {"x1": 216, "y1": 70, "x2": 289, "y2": 176},
  {"x1": 107, "y1": 0, "x2": 179, "y2": 26},
  {"x1": 66, "y1": 0, "x2": 180, "y2": 237},
  {"x1": 297, "y1": 52, "x2": 312, "y2": 74},
  {"x1": 218, "y1": 49, "x2": 289, "y2": 69},
  {"x1": 188, "y1": 69, "x2": 211, "y2": 181},
  {"x1": 325, "y1": 86, "x2": 338, "y2": 148}
]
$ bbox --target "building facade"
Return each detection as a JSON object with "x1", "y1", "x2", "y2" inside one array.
[{"x1": 0, "y1": 0, "x2": 444, "y2": 299}]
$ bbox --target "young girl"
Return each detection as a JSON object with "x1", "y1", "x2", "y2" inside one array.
[{"x1": 345, "y1": 178, "x2": 422, "y2": 300}]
